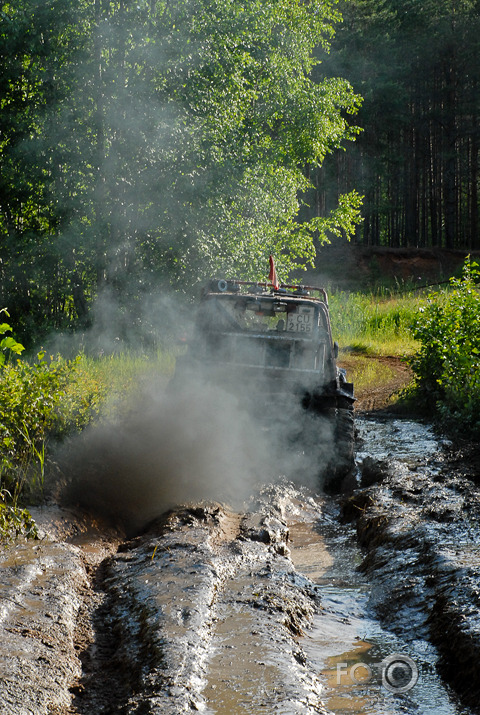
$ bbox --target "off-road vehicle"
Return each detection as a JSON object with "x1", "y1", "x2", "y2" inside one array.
[{"x1": 173, "y1": 278, "x2": 355, "y2": 487}]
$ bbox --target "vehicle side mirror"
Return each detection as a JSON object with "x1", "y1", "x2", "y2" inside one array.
[{"x1": 333, "y1": 341, "x2": 339, "y2": 359}]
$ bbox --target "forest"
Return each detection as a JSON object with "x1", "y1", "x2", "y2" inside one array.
[
  {"x1": 318, "y1": 0, "x2": 480, "y2": 251},
  {"x1": 1, "y1": 0, "x2": 479, "y2": 346}
]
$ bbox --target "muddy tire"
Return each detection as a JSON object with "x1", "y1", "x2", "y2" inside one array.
[
  {"x1": 324, "y1": 406, "x2": 355, "y2": 492},
  {"x1": 335, "y1": 407, "x2": 355, "y2": 470}
]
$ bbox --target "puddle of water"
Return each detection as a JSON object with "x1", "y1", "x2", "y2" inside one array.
[
  {"x1": 288, "y1": 521, "x2": 334, "y2": 582},
  {"x1": 306, "y1": 594, "x2": 468, "y2": 714},
  {"x1": 0, "y1": 542, "x2": 44, "y2": 569},
  {"x1": 356, "y1": 416, "x2": 440, "y2": 464}
]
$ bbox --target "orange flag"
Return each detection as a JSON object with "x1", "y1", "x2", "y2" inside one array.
[{"x1": 269, "y1": 255, "x2": 279, "y2": 290}]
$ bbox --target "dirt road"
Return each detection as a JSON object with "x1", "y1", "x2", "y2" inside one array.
[{"x1": 1, "y1": 401, "x2": 480, "y2": 713}]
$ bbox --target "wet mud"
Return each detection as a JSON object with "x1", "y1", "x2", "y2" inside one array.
[
  {"x1": 344, "y1": 417, "x2": 480, "y2": 713},
  {"x1": 72, "y1": 493, "x2": 330, "y2": 714},
  {"x1": 1, "y1": 416, "x2": 480, "y2": 713},
  {"x1": 0, "y1": 508, "x2": 121, "y2": 715}
]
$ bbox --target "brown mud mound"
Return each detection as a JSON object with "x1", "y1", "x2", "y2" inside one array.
[{"x1": 352, "y1": 246, "x2": 475, "y2": 284}]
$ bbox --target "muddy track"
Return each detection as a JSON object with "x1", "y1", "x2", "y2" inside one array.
[
  {"x1": 343, "y1": 451, "x2": 480, "y2": 711},
  {"x1": 340, "y1": 417, "x2": 480, "y2": 713},
  {"x1": 0, "y1": 509, "x2": 121, "y2": 715},
  {"x1": 73, "y1": 494, "x2": 328, "y2": 714},
  {"x1": 2, "y1": 416, "x2": 480, "y2": 714},
  {"x1": 1, "y1": 492, "x2": 334, "y2": 714}
]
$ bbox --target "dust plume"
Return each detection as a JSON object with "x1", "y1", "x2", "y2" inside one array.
[
  {"x1": 58, "y1": 376, "x2": 269, "y2": 534},
  {"x1": 57, "y1": 369, "x2": 335, "y2": 535}
]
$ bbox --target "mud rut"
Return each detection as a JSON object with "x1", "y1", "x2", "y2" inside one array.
[{"x1": 1, "y1": 415, "x2": 480, "y2": 715}]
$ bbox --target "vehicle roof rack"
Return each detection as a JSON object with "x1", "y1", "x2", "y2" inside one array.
[{"x1": 208, "y1": 279, "x2": 328, "y2": 304}]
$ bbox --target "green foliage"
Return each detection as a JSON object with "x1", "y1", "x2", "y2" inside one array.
[
  {"x1": 0, "y1": 309, "x2": 24, "y2": 365},
  {"x1": 0, "y1": 351, "x2": 107, "y2": 511},
  {"x1": 409, "y1": 259, "x2": 480, "y2": 433},
  {"x1": 0, "y1": 344, "x2": 174, "y2": 508},
  {"x1": 0, "y1": 489, "x2": 38, "y2": 543},
  {"x1": 0, "y1": 0, "x2": 362, "y2": 346}
]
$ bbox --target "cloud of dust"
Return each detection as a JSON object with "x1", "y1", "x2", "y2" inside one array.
[
  {"x1": 48, "y1": 13, "x2": 339, "y2": 531},
  {"x1": 59, "y1": 375, "x2": 266, "y2": 534},
  {"x1": 58, "y1": 364, "x2": 335, "y2": 535}
]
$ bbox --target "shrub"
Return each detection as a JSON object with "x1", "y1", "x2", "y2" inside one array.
[
  {"x1": 0, "y1": 489, "x2": 38, "y2": 542},
  {"x1": 0, "y1": 320, "x2": 108, "y2": 543},
  {"x1": 409, "y1": 258, "x2": 480, "y2": 433},
  {"x1": 0, "y1": 353, "x2": 107, "y2": 500}
]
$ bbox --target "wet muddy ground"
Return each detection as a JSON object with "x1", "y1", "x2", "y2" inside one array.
[{"x1": 2, "y1": 414, "x2": 480, "y2": 714}]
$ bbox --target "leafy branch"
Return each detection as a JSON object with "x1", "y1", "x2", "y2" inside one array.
[{"x1": 0, "y1": 309, "x2": 24, "y2": 366}]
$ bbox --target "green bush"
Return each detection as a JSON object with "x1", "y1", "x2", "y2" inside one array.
[
  {"x1": 409, "y1": 259, "x2": 480, "y2": 433},
  {"x1": 0, "y1": 489, "x2": 38, "y2": 542},
  {"x1": 0, "y1": 329, "x2": 108, "y2": 543},
  {"x1": 0, "y1": 353, "x2": 107, "y2": 500}
]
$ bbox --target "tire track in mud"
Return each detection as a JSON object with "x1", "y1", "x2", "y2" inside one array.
[
  {"x1": 68, "y1": 554, "x2": 131, "y2": 714},
  {"x1": 342, "y1": 426, "x2": 480, "y2": 713},
  {"x1": 201, "y1": 495, "x2": 327, "y2": 714},
  {"x1": 0, "y1": 541, "x2": 85, "y2": 715},
  {"x1": 74, "y1": 494, "x2": 329, "y2": 714},
  {"x1": 0, "y1": 494, "x2": 330, "y2": 715},
  {"x1": 98, "y1": 504, "x2": 241, "y2": 714},
  {"x1": 67, "y1": 508, "x2": 245, "y2": 714},
  {"x1": 0, "y1": 507, "x2": 121, "y2": 715}
]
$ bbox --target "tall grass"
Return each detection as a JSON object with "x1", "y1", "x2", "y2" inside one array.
[
  {"x1": 78, "y1": 348, "x2": 176, "y2": 395},
  {"x1": 329, "y1": 289, "x2": 420, "y2": 356},
  {"x1": 72, "y1": 349, "x2": 178, "y2": 420}
]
